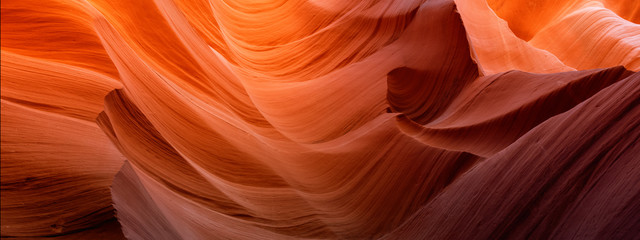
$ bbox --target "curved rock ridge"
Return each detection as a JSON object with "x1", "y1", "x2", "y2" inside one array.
[
  {"x1": 1, "y1": 50, "x2": 125, "y2": 237},
  {"x1": 1, "y1": 0, "x2": 639, "y2": 239},
  {"x1": 396, "y1": 67, "x2": 634, "y2": 157},
  {"x1": 384, "y1": 71, "x2": 640, "y2": 240}
]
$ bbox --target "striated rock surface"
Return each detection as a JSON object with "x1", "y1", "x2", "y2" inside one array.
[
  {"x1": 384, "y1": 71, "x2": 640, "y2": 240},
  {"x1": 1, "y1": 0, "x2": 639, "y2": 239}
]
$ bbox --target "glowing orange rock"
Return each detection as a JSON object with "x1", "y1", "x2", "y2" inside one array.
[{"x1": 1, "y1": 0, "x2": 639, "y2": 238}]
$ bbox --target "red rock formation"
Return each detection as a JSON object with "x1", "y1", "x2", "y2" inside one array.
[
  {"x1": 1, "y1": 53, "x2": 124, "y2": 236},
  {"x1": 1, "y1": 0, "x2": 638, "y2": 239},
  {"x1": 384, "y1": 71, "x2": 640, "y2": 239}
]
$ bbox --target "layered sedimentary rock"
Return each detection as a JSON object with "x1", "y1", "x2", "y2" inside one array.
[
  {"x1": 0, "y1": 53, "x2": 125, "y2": 236},
  {"x1": 1, "y1": 0, "x2": 639, "y2": 239},
  {"x1": 385, "y1": 71, "x2": 640, "y2": 240}
]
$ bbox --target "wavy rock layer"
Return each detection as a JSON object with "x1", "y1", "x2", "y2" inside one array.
[
  {"x1": 385, "y1": 71, "x2": 640, "y2": 240},
  {"x1": 0, "y1": 51, "x2": 125, "y2": 237},
  {"x1": 1, "y1": 0, "x2": 639, "y2": 239}
]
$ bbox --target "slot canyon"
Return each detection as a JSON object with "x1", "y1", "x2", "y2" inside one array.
[{"x1": 1, "y1": 0, "x2": 639, "y2": 239}]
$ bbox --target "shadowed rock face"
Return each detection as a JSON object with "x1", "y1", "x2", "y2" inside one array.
[{"x1": 1, "y1": 0, "x2": 639, "y2": 239}]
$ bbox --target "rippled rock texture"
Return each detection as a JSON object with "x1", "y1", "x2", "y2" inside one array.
[{"x1": 1, "y1": 0, "x2": 639, "y2": 239}]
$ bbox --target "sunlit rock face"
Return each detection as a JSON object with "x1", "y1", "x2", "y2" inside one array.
[{"x1": 1, "y1": 0, "x2": 639, "y2": 239}]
